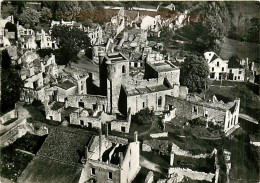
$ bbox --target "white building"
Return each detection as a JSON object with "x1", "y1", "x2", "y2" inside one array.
[{"x1": 204, "y1": 52, "x2": 228, "y2": 80}]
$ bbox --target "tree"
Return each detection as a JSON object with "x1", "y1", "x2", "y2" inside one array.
[
  {"x1": 51, "y1": 25, "x2": 90, "y2": 65},
  {"x1": 175, "y1": 22, "x2": 221, "y2": 53},
  {"x1": 56, "y1": 1, "x2": 81, "y2": 20},
  {"x1": 40, "y1": 7, "x2": 52, "y2": 23},
  {"x1": 180, "y1": 54, "x2": 210, "y2": 93},
  {"x1": 19, "y1": 9, "x2": 41, "y2": 27},
  {"x1": 4, "y1": 22, "x2": 17, "y2": 39},
  {"x1": 131, "y1": 108, "x2": 155, "y2": 125},
  {"x1": 1, "y1": 50, "x2": 24, "y2": 113}
]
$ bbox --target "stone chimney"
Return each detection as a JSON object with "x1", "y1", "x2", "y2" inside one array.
[
  {"x1": 99, "y1": 129, "x2": 102, "y2": 162},
  {"x1": 134, "y1": 131, "x2": 138, "y2": 142}
]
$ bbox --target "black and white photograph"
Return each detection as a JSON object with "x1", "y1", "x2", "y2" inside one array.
[{"x1": 0, "y1": 0, "x2": 259, "y2": 182}]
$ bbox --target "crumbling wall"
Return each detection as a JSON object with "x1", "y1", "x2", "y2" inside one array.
[
  {"x1": 165, "y1": 95, "x2": 226, "y2": 125},
  {"x1": 0, "y1": 119, "x2": 48, "y2": 147},
  {"x1": 110, "y1": 120, "x2": 130, "y2": 133},
  {"x1": 46, "y1": 109, "x2": 62, "y2": 122},
  {"x1": 66, "y1": 94, "x2": 107, "y2": 111},
  {"x1": 168, "y1": 167, "x2": 215, "y2": 182},
  {"x1": 0, "y1": 110, "x2": 17, "y2": 124},
  {"x1": 145, "y1": 171, "x2": 154, "y2": 183},
  {"x1": 127, "y1": 89, "x2": 174, "y2": 114},
  {"x1": 162, "y1": 108, "x2": 176, "y2": 123},
  {"x1": 70, "y1": 112, "x2": 102, "y2": 129}
]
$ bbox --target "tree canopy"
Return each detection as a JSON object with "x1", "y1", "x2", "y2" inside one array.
[
  {"x1": 1, "y1": 50, "x2": 24, "y2": 113},
  {"x1": 56, "y1": 1, "x2": 81, "y2": 20},
  {"x1": 51, "y1": 25, "x2": 90, "y2": 65},
  {"x1": 180, "y1": 54, "x2": 210, "y2": 93},
  {"x1": 40, "y1": 7, "x2": 53, "y2": 23},
  {"x1": 174, "y1": 22, "x2": 221, "y2": 54},
  {"x1": 19, "y1": 8, "x2": 41, "y2": 27}
]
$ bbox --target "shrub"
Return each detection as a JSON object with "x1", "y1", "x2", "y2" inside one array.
[{"x1": 131, "y1": 108, "x2": 155, "y2": 125}]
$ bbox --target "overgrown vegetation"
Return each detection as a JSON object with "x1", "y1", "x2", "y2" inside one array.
[
  {"x1": 51, "y1": 25, "x2": 90, "y2": 65},
  {"x1": 131, "y1": 108, "x2": 156, "y2": 125},
  {"x1": 1, "y1": 49, "x2": 24, "y2": 113},
  {"x1": 0, "y1": 133, "x2": 47, "y2": 181},
  {"x1": 180, "y1": 54, "x2": 210, "y2": 93}
]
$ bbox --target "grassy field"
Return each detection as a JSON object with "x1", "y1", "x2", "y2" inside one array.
[
  {"x1": 219, "y1": 37, "x2": 260, "y2": 62},
  {"x1": 227, "y1": 1, "x2": 260, "y2": 27}
]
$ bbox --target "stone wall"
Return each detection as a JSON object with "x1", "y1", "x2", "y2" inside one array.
[
  {"x1": 161, "y1": 108, "x2": 176, "y2": 123},
  {"x1": 150, "y1": 132, "x2": 168, "y2": 138},
  {"x1": 171, "y1": 143, "x2": 211, "y2": 159},
  {"x1": 127, "y1": 88, "x2": 175, "y2": 114},
  {"x1": 0, "y1": 109, "x2": 17, "y2": 124},
  {"x1": 223, "y1": 99, "x2": 240, "y2": 133},
  {"x1": 66, "y1": 94, "x2": 107, "y2": 111},
  {"x1": 0, "y1": 119, "x2": 48, "y2": 147},
  {"x1": 165, "y1": 95, "x2": 226, "y2": 126},
  {"x1": 110, "y1": 120, "x2": 130, "y2": 133},
  {"x1": 70, "y1": 112, "x2": 102, "y2": 129},
  {"x1": 145, "y1": 171, "x2": 154, "y2": 183},
  {"x1": 46, "y1": 108, "x2": 62, "y2": 122},
  {"x1": 168, "y1": 167, "x2": 215, "y2": 182}
]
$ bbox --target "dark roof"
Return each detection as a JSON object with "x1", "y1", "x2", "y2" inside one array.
[
  {"x1": 228, "y1": 56, "x2": 243, "y2": 68},
  {"x1": 37, "y1": 128, "x2": 93, "y2": 165},
  {"x1": 210, "y1": 54, "x2": 219, "y2": 63},
  {"x1": 51, "y1": 102, "x2": 64, "y2": 110},
  {"x1": 18, "y1": 156, "x2": 82, "y2": 183},
  {"x1": 57, "y1": 80, "x2": 76, "y2": 90}
]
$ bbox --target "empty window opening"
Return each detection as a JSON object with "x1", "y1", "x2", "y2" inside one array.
[
  {"x1": 108, "y1": 172, "x2": 112, "y2": 180},
  {"x1": 193, "y1": 106, "x2": 198, "y2": 114},
  {"x1": 80, "y1": 120, "x2": 84, "y2": 126},
  {"x1": 79, "y1": 102, "x2": 84, "y2": 108},
  {"x1": 88, "y1": 123, "x2": 92, "y2": 128},
  {"x1": 93, "y1": 104, "x2": 97, "y2": 111},
  {"x1": 158, "y1": 96, "x2": 162, "y2": 106},
  {"x1": 122, "y1": 65, "x2": 125, "y2": 73},
  {"x1": 91, "y1": 168, "x2": 95, "y2": 175}
]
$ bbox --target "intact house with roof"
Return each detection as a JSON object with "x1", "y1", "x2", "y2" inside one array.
[
  {"x1": 204, "y1": 52, "x2": 245, "y2": 81},
  {"x1": 204, "y1": 51, "x2": 229, "y2": 80},
  {"x1": 165, "y1": 94, "x2": 240, "y2": 134},
  {"x1": 227, "y1": 56, "x2": 245, "y2": 81},
  {"x1": 79, "y1": 132, "x2": 140, "y2": 183}
]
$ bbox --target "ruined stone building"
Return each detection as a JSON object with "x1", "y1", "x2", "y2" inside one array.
[
  {"x1": 165, "y1": 94, "x2": 240, "y2": 134},
  {"x1": 80, "y1": 132, "x2": 140, "y2": 183},
  {"x1": 19, "y1": 51, "x2": 58, "y2": 103},
  {"x1": 40, "y1": 29, "x2": 57, "y2": 49},
  {"x1": 98, "y1": 52, "x2": 184, "y2": 116}
]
